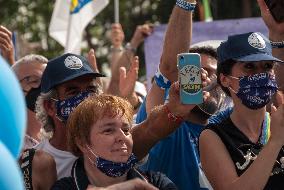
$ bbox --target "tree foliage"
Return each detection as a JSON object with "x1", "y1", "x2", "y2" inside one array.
[{"x1": 0, "y1": 0, "x2": 261, "y2": 76}]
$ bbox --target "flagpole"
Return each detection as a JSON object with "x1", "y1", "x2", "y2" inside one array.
[
  {"x1": 65, "y1": 10, "x2": 72, "y2": 53},
  {"x1": 114, "y1": 0, "x2": 119, "y2": 23}
]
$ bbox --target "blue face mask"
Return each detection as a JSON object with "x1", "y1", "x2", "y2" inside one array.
[
  {"x1": 86, "y1": 145, "x2": 138, "y2": 178},
  {"x1": 229, "y1": 73, "x2": 278, "y2": 110},
  {"x1": 53, "y1": 91, "x2": 92, "y2": 122}
]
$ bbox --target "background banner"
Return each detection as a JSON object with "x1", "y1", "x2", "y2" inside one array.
[{"x1": 144, "y1": 17, "x2": 268, "y2": 89}]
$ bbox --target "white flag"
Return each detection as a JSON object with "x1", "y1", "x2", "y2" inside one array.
[{"x1": 49, "y1": 0, "x2": 109, "y2": 54}]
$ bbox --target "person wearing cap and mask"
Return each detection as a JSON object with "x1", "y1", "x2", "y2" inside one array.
[
  {"x1": 32, "y1": 51, "x2": 209, "y2": 184},
  {"x1": 12, "y1": 54, "x2": 57, "y2": 190},
  {"x1": 199, "y1": 1, "x2": 284, "y2": 188},
  {"x1": 200, "y1": 32, "x2": 284, "y2": 190},
  {"x1": 34, "y1": 53, "x2": 105, "y2": 180}
]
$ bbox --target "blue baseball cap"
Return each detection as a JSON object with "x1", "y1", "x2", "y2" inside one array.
[
  {"x1": 41, "y1": 53, "x2": 105, "y2": 93},
  {"x1": 217, "y1": 32, "x2": 284, "y2": 64}
]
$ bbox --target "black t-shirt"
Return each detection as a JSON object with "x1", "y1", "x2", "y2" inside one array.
[
  {"x1": 51, "y1": 157, "x2": 177, "y2": 190},
  {"x1": 207, "y1": 117, "x2": 284, "y2": 190}
]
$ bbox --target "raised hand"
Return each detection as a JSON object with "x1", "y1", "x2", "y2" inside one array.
[
  {"x1": 0, "y1": 25, "x2": 15, "y2": 65},
  {"x1": 257, "y1": 0, "x2": 284, "y2": 38},
  {"x1": 87, "y1": 48, "x2": 103, "y2": 88},
  {"x1": 270, "y1": 91, "x2": 284, "y2": 146},
  {"x1": 111, "y1": 23, "x2": 125, "y2": 49},
  {"x1": 88, "y1": 48, "x2": 99, "y2": 72},
  {"x1": 166, "y1": 68, "x2": 211, "y2": 120},
  {"x1": 119, "y1": 56, "x2": 139, "y2": 99},
  {"x1": 130, "y1": 24, "x2": 153, "y2": 50}
]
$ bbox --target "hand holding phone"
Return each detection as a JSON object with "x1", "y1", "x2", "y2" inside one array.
[{"x1": 178, "y1": 53, "x2": 203, "y2": 104}]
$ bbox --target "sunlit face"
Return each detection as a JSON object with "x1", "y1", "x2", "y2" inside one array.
[
  {"x1": 87, "y1": 115, "x2": 133, "y2": 163},
  {"x1": 46, "y1": 75, "x2": 98, "y2": 121},
  {"x1": 201, "y1": 54, "x2": 217, "y2": 78},
  {"x1": 16, "y1": 62, "x2": 46, "y2": 95},
  {"x1": 195, "y1": 54, "x2": 221, "y2": 116},
  {"x1": 228, "y1": 61, "x2": 275, "y2": 92}
]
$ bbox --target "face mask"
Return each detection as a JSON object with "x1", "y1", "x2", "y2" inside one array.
[
  {"x1": 86, "y1": 145, "x2": 138, "y2": 177},
  {"x1": 25, "y1": 86, "x2": 41, "y2": 112},
  {"x1": 53, "y1": 91, "x2": 91, "y2": 122},
  {"x1": 229, "y1": 73, "x2": 278, "y2": 110}
]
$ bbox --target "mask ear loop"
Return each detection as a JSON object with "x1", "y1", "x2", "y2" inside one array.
[
  {"x1": 226, "y1": 75, "x2": 240, "y2": 94},
  {"x1": 228, "y1": 86, "x2": 238, "y2": 94},
  {"x1": 86, "y1": 145, "x2": 99, "y2": 166},
  {"x1": 50, "y1": 98, "x2": 66, "y2": 123}
]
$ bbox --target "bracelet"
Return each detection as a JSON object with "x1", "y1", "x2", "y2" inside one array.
[
  {"x1": 270, "y1": 40, "x2": 284, "y2": 48},
  {"x1": 125, "y1": 42, "x2": 137, "y2": 54},
  {"x1": 154, "y1": 67, "x2": 171, "y2": 89},
  {"x1": 110, "y1": 46, "x2": 124, "y2": 52},
  {"x1": 176, "y1": 0, "x2": 196, "y2": 12},
  {"x1": 165, "y1": 105, "x2": 184, "y2": 124}
]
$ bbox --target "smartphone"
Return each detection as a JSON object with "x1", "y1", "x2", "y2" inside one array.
[
  {"x1": 264, "y1": 0, "x2": 284, "y2": 23},
  {"x1": 178, "y1": 53, "x2": 203, "y2": 104}
]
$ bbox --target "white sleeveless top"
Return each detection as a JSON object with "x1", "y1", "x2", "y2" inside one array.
[{"x1": 35, "y1": 139, "x2": 77, "y2": 179}]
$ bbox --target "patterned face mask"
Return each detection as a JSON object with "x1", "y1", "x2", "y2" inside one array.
[
  {"x1": 52, "y1": 91, "x2": 92, "y2": 122},
  {"x1": 229, "y1": 73, "x2": 278, "y2": 110},
  {"x1": 86, "y1": 145, "x2": 138, "y2": 177}
]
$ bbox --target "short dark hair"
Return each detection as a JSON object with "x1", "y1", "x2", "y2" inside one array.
[
  {"x1": 189, "y1": 46, "x2": 217, "y2": 59},
  {"x1": 216, "y1": 59, "x2": 237, "y2": 96}
]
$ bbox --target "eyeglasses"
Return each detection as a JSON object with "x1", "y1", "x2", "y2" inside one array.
[{"x1": 19, "y1": 75, "x2": 41, "y2": 93}]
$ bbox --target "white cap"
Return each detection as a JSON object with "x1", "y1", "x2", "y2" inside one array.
[
  {"x1": 134, "y1": 81, "x2": 147, "y2": 98},
  {"x1": 191, "y1": 40, "x2": 223, "y2": 49}
]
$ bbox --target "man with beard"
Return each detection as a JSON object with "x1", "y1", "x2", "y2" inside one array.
[
  {"x1": 134, "y1": 1, "x2": 227, "y2": 189},
  {"x1": 137, "y1": 46, "x2": 226, "y2": 190}
]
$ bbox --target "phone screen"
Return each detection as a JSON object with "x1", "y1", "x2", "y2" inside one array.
[{"x1": 264, "y1": 0, "x2": 284, "y2": 23}]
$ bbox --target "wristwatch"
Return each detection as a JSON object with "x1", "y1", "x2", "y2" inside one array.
[{"x1": 125, "y1": 42, "x2": 137, "y2": 54}]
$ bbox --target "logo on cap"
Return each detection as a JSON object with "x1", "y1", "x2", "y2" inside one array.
[
  {"x1": 64, "y1": 56, "x2": 83, "y2": 69},
  {"x1": 248, "y1": 33, "x2": 266, "y2": 50}
]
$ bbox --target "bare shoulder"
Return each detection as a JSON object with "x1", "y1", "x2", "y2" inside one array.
[
  {"x1": 199, "y1": 128, "x2": 220, "y2": 145},
  {"x1": 199, "y1": 128, "x2": 238, "y2": 189},
  {"x1": 32, "y1": 150, "x2": 57, "y2": 190},
  {"x1": 33, "y1": 150, "x2": 56, "y2": 171},
  {"x1": 199, "y1": 128, "x2": 230, "y2": 160}
]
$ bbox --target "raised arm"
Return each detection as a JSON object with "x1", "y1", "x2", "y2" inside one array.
[
  {"x1": 107, "y1": 24, "x2": 153, "y2": 95},
  {"x1": 146, "y1": 0, "x2": 195, "y2": 113},
  {"x1": 258, "y1": 0, "x2": 284, "y2": 102},
  {"x1": 199, "y1": 93, "x2": 284, "y2": 190},
  {"x1": 0, "y1": 25, "x2": 15, "y2": 66},
  {"x1": 258, "y1": 0, "x2": 284, "y2": 61},
  {"x1": 119, "y1": 56, "x2": 141, "y2": 111},
  {"x1": 132, "y1": 82, "x2": 210, "y2": 159}
]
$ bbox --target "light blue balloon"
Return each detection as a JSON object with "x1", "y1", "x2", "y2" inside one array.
[
  {"x1": 0, "y1": 56, "x2": 26, "y2": 158},
  {"x1": 0, "y1": 141, "x2": 24, "y2": 190}
]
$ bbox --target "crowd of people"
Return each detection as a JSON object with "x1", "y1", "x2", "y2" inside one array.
[{"x1": 1, "y1": 0, "x2": 284, "y2": 189}]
